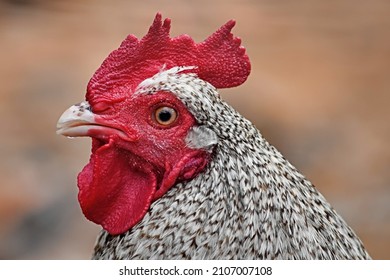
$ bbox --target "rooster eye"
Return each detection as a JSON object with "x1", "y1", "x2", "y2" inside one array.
[{"x1": 154, "y1": 106, "x2": 177, "y2": 126}]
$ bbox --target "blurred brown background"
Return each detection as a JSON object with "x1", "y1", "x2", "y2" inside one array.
[{"x1": 0, "y1": 0, "x2": 389, "y2": 259}]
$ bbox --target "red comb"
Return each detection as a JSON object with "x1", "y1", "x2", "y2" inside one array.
[{"x1": 87, "y1": 13, "x2": 250, "y2": 101}]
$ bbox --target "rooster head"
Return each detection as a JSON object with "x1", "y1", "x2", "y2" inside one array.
[{"x1": 56, "y1": 13, "x2": 250, "y2": 235}]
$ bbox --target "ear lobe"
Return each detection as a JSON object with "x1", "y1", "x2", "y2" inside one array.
[
  {"x1": 153, "y1": 150, "x2": 211, "y2": 200},
  {"x1": 185, "y1": 125, "x2": 218, "y2": 151}
]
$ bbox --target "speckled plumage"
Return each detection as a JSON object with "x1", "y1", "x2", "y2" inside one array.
[{"x1": 92, "y1": 67, "x2": 371, "y2": 260}]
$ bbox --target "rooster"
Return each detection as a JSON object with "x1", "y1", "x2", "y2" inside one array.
[{"x1": 56, "y1": 13, "x2": 370, "y2": 259}]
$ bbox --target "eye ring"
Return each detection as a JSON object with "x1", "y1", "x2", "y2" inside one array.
[{"x1": 153, "y1": 106, "x2": 178, "y2": 126}]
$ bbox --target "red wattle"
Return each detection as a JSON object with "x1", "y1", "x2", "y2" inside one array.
[{"x1": 77, "y1": 140, "x2": 157, "y2": 235}]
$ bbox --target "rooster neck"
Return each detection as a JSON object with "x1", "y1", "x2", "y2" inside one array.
[
  {"x1": 91, "y1": 70, "x2": 369, "y2": 260},
  {"x1": 92, "y1": 112, "x2": 369, "y2": 259}
]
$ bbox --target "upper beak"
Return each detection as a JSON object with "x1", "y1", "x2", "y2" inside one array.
[
  {"x1": 56, "y1": 101, "x2": 96, "y2": 137},
  {"x1": 56, "y1": 101, "x2": 135, "y2": 141}
]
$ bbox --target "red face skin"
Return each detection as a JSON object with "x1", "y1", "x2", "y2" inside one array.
[{"x1": 77, "y1": 91, "x2": 210, "y2": 235}]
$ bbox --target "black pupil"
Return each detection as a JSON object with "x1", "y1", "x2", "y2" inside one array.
[{"x1": 158, "y1": 109, "x2": 172, "y2": 122}]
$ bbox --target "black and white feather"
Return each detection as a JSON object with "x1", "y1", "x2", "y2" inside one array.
[{"x1": 93, "y1": 67, "x2": 370, "y2": 260}]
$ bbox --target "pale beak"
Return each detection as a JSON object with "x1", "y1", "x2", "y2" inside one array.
[
  {"x1": 56, "y1": 101, "x2": 133, "y2": 141},
  {"x1": 56, "y1": 101, "x2": 96, "y2": 137}
]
